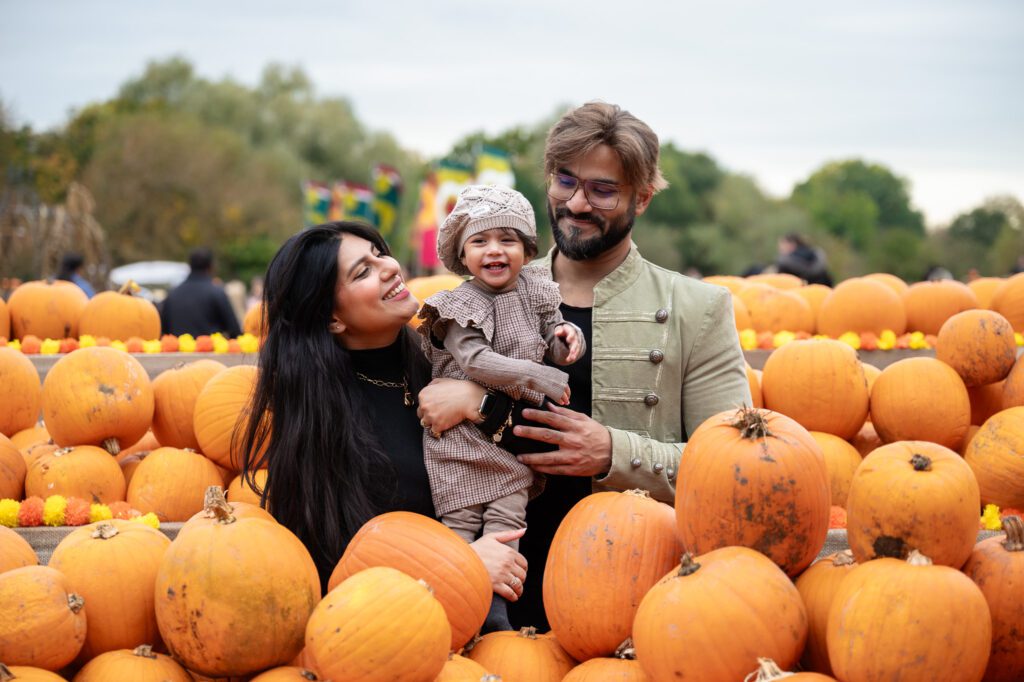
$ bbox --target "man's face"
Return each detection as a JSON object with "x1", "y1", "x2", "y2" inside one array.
[{"x1": 546, "y1": 143, "x2": 651, "y2": 261}]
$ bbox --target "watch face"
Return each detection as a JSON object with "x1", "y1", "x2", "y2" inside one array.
[{"x1": 480, "y1": 392, "x2": 496, "y2": 416}]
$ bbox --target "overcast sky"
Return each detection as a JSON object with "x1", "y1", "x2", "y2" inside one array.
[{"x1": 2, "y1": 0, "x2": 1022, "y2": 226}]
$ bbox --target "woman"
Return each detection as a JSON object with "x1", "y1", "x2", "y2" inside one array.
[{"x1": 239, "y1": 221, "x2": 527, "y2": 606}]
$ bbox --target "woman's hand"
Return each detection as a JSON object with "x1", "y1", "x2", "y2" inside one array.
[
  {"x1": 470, "y1": 528, "x2": 528, "y2": 601},
  {"x1": 417, "y1": 378, "x2": 485, "y2": 435}
]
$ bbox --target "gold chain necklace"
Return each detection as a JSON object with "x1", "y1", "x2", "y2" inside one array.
[{"x1": 355, "y1": 372, "x2": 413, "y2": 407}]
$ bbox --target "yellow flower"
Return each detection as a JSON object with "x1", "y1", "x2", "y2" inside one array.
[
  {"x1": 980, "y1": 504, "x2": 1002, "y2": 531},
  {"x1": 79, "y1": 334, "x2": 97, "y2": 348},
  {"x1": 41, "y1": 338, "x2": 61, "y2": 355},
  {"x1": 43, "y1": 495, "x2": 68, "y2": 526},
  {"x1": 773, "y1": 331, "x2": 796, "y2": 348},
  {"x1": 179, "y1": 334, "x2": 196, "y2": 353},
  {"x1": 90, "y1": 503, "x2": 113, "y2": 523},
  {"x1": 132, "y1": 512, "x2": 160, "y2": 529},
  {"x1": 238, "y1": 333, "x2": 259, "y2": 354},
  {"x1": 111, "y1": 340, "x2": 128, "y2": 352},
  {"x1": 0, "y1": 499, "x2": 20, "y2": 527},
  {"x1": 877, "y1": 329, "x2": 896, "y2": 350},
  {"x1": 143, "y1": 339, "x2": 163, "y2": 354},
  {"x1": 1016, "y1": 332, "x2": 1023, "y2": 347},
  {"x1": 212, "y1": 334, "x2": 230, "y2": 354},
  {"x1": 7, "y1": 339, "x2": 21, "y2": 352},
  {"x1": 812, "y1": 334, "x2": 830, "y2": 341},
  {"x1": 909, "y1": 331, "x2": 928, "y2": 350},
  {"x1": 837, "y1": 332, "x2": 861, "y2": 350},
  {"x1": 739, "y1": 328, "x2": 758, "y2": 351}
]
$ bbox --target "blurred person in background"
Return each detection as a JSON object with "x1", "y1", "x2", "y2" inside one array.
[
  {"x1": 57, "y1": 252, "x2": 95, "y2": 298},
  {"x1": 775, "y1": 233, "x2": 833, "y2": 285},
  {"x1": 160, "y1": 247, "x2": 243, "y2": 337}
]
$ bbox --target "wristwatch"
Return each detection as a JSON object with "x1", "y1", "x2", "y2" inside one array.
[{"x1": 475, "y1": 390, "x2": 498, "y2": 424}]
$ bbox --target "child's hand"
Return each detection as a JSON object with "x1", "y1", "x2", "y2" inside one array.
[
  {"x1": 555, "y1": 323, "x2": 583, "y2": 363},
  {"x1": 559, "y1": 385, "x2": 571, "y2": 406}
]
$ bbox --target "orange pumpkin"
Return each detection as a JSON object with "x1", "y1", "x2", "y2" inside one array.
[
  {"x1": 25, "y1": 445, "x2": 126, "y2": 503},
  {"x1": 151, "y1": 360, "x2": 226, "y2": 450},
  {"x1": 0, "y1": 525, "x2": 37, "y2": 574},
  {"x1": 744, "y1": 658, "x2": 837, "y2": 681},
  {"x1": 761, "y1": 339, "x2": 869, "y2": 440},
  {"x1": 904, "y1": 279, "x2": 980, "y2": 335},
  {"x1": 936, "y1": 309, "x2": 1017, "y2": 387},
  {"x1": 869, "y1": 357, "x2": 971, "y2": 450},
  {"x1": 72, "y1": 644, "x2": 192, "y2": 681},
  {"x1": 0, "y1": 566, "x2": 87, "y2": 670},
  {"x1": 963, "y1": 407, "x2": 1024, "y2": 509},
  {"x1": 7, "y1": 279, "x2": 87, "y2": 341},
  {"x1": 249, "y1": 667, "x2": 323, "y2": 681},
  {"x1": 817, "y1": 278, "x2": 907, "y2": 337},
  {"x1": 633, "y1": 547, "x2": 807, "y2": 681},
  {"x1": 306, "y1": 566, "x2": 450, "y2": 682},
  {"x1": 732, "y1": 294, "x2": 752, "y2": 330},
  {"x1": 846, "y1": 441, "x2": 979, "y2": 568},
  {"x1": 737, "y1": 283, "x2": 814, "y2": 333},
  {"x1": 747, "y1": 272, "x2": 804, "y2": 289},
  {"x1": 42, "y1": 347, "x2": 154, "y2": 455},
  {"x1": 154, "y1": 489, "x2": 320, "y2": 677},
  {"x1": 118, "y1": 451, "x2": 149, "y2": 488},
  {"x1": 960, "y1": 424, "x2": 981, "y2": 456},
  {"x1": 702, "y1": 275, "x2": 747, "y2": 295},
  {"x1": 9, "y1": 423, "x2": 50, "y2": 452},
  {"x1": 561, "y1": 641, "x2": 649, "y2": 681},
  {"x1": 192, "y1": 364, "x2": 265, "y2": 471},
  {"x1": 794, "y1": 551, "x2": 857, "y2": 676},
  {"x1": 178, "y1": 488, "x2": 276, "y2": 536},
  {"x1": 0, "y1": 433, "x2": 26, "y2": 500},
  {"x1": 116, "y1": 430, "x2": 161, "y2": 462},
  {"x1": 794, "y1": 284, "x2": 832, "y2": 333},
  {"x1": 810, "y1": 432, "x2": 863, "y2": 508},
  {"x1": 243, "y1": 302, "x2": 266, "y2": 338},
  {"x1": 406, "y1": 274, "x2": 465, "y2": 329},
  {"x1": 78, "y1": 281, "x2": 161, "y2": 342},
  {"x1": 849, "y1": 421, "x2": 882, "y2": 457},
  {"x1": 226, "y1": 469, "x2": 268, "y2": 506},
  {"x1": 676, "y1": 408, "x2": 830, "y2": 576},
  {"x1": 969, "y1": 276, "x2": 1005, "y2": 310},
  {"x1": 49, "y1": 521, "x2": 170, "y2": 662},
  {"x1": 544, "y1": 490, "x2": 682, "y2": 662},
  {"x1": 1002, "y1": 353, "x2": 1024, "y2": 409},
  {"x1": 0, "y1": 348, "x2": 43, "y2": 438},
  {"x1": 826, "y1": 551, "x2": 991, "y2": 681},
  {"x1": 991, "y1": 272, "x2": 1024, "y2": 332},
  {"x1": 0, "y1": 295, "x2": 8, "y2": 339},
  {"x1": 968, "y1": 381, "x2": 1006, "y2": 426},
  {"x1": 862, "y1": 272, "x2": 908, "y2": 296},
  {"x1": 127, "y1": 447, "x2": 225, "y2": 522},
  {"x1": 962, "y1": 515, "x2": 1024, "y2": 682},
  {"x1": 0, "y1": 665, "x2": 67, "y2": 681},
  {"x1": 746, "y1": 363, "x2": 763, "y2": 408},
  {"x1": 465, "y1": 627, "x2": 576, "y2": 682},
  {"x1": 328, "y1": 511, "x2": 491, "y2": 650},
  {"x1": 433, "y1": 653, "x2": 491, "y2": 682}
]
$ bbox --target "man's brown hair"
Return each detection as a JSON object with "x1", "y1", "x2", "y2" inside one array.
[{"x1": 544, "y1": 101, "x2": 668, "y2": 194}]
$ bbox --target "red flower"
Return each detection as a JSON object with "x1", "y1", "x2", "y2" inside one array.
[
  {"x1": 160, "y1": 334, "x2": 180, "y2": 353},
  {"x1": 195, "y1": 335, "x2": 215, "y2": 353},
  {"x1": 17, "y1": 496, "x2": 45, "y2": 526}
]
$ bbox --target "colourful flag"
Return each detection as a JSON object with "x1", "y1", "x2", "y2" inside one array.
[
  {"x1": 413, "y1": 173, "x2": 440, "y2": 272},
  {"x1": 371, "y1": 164, "x2": 403, "y2": 238},
  {"x1": 302, "y1": 181, "x2": 331, "y2": 226},
  {"x1": 328, "y1": 181, "x2": 376, "y2": 224},
  {"x1": 435, "y1": 159, "x2": 475, "y2": 229},
  {"x1": 475, "y1": 145, "x2": 515, "y2": 188}
]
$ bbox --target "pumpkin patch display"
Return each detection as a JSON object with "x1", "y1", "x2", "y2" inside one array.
[
  {"x1": 963, "y1": 407, "x2": 1024, "y2": 509},
  {"x1": 0, "y1": 566, "x2": 87, "y2": 671},
  {"x1": 71, "y1": 644, "x2": 192, "y2": 681},
  {"x1": 676, "y1": 407, "x2": 830, "y2": 577},
  {"x1": 0, "y1": 347, "x2": 42, "y2": 438},
  {"x1": 0, "y1": 434, "x2": 26, "y2": 501},
  {"x1": 127, "y1": 447, "x2": 225, "y2": 522},
  {"x1": 78, "y1": 280, "x2": 161, "y2": 342},
  {"x1": 903, "y1": 279, "x2": 979, "y2": 336},
  {"x1": 794, "y1": 283, "x2": 832, "y2": 333},
  {"x1": 192, "y1": 364, "x2": 266, "y2": 471},
  {"x1": 306, "y1": 566, "x2": 450, "y2": 682},
  {"x1": 25, "y1": 445, "x2": 126, "y2": 504},
  {"x1": 0, "y1": 526, "x2": 37, "y2": 574},
  {"x1": 7, "y1": 279, "x2": 88, "y2": 341},
  {"x1": 968, "y1": 276, "x2": 1004, "y2": 310},
  {"x1": 794, "y1": 551, "x2": 857, "y2": 676},
  {"x1": 465, "y1": 627, "x2": 576, "y2": 682},
  {"x1": 737, "y1": 283, "x2": 814, "y2": 333},
  {"x1": 826, "y1": 551, "x2": 991, "y2": 682},
  {"x1": 935, "y1": 309, "x2": 1017, "y2": 387},
  {"x1": 151, "y1": 360, "x2": 226, "y2": 450},
  {"x1": 817, "y1": 277, "x2": 906, "y2": 337},
  {"x1": 869, "y1": 357, "x2": 971, "y2": 450}
]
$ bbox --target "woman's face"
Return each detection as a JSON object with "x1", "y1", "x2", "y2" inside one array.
[{"x1": 331, "y1": 235, "x2": 419, "y2": 349}]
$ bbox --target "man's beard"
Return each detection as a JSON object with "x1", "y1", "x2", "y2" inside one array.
[{"x1": 547, "y1": 198, "x2": 636, "y2": 261}]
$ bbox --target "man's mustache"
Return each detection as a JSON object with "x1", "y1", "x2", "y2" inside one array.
[{"x1": 554, "y1": 206, "x2": 606, "y2": 230}]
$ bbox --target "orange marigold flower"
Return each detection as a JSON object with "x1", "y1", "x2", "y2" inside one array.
[
  {"x1": 64, "y1": 497, "x2": 92, "y2": 526},
  {"x1": 17, "y1": 496, "x2": 44, "y2": 526}
]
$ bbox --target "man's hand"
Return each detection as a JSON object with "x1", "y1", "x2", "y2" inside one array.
[
  {"x1": 513, "y1": 403, "x2": 612, "y2": 476},
  {"x1": 553, "y1": 323, "x2": 583, "y2": 364}
]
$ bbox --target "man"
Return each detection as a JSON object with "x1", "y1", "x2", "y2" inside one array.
[
  {"x1": 506, "y1": 102, "x2": 751, "y2": 628},
  {"x1": 160, "y1": 247, "x2": 243, "y2": 337},
  {"x1": 775, "y1": 233, "x2": 833, "y2": 286}
]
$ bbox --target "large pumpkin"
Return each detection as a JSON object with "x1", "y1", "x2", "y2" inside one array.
[
  {"x1": 306, "y1": 566, "x2": 450, "y2": 682},
  {"x1": 465, "y1": 627, "x2": 576, "y2": 682},
  {"x1": 1002, "y1": 353, "x2": 1024, "y2": 409},
  {"x1": 826, "y1": 551, "x2": 991, "y2": 681},
  {"x1": 433, "y1": 653, "x2": 491, "y2": 682},
  {"x1": 903, "y1": 279, "x2": 979, "y2": 335},
  {"x1": 968, "y1": 276, "x2": 1004, "y2": 310},
  {"x1": 0, "y1": 566, "x2": 87, "y2": 670},
  {"x1": 406, "y1": 274, "x2": 464, "y2": 329},
  {"x1": 0, "y1": 525, "x2": 37, "y2": 574},
  {"x1": 9, "y1": 423, "x2": 50, "y2": 452},
  {"x1": 702, "y1": 275, "x2": 747, "y2": 295},
  {"x1": 817, "y1": 278, "x2": 906, "y2": 337},
  {"x1": 72, "y1": 644, "x2": 192, "y2": 681},
  {"x1": 243, "y1": 302, "x2": 266, "y2": 338},
  {"x1": 732, "y1": 293, "x2": 752, "y2": 330},
  {"x1": 42, "y1": 346, "x2": 154, "y2": 455},
  {"x1": 561, "y1": 642, "x2": 649, "y2": 681},
  {"x1": 25, "y1": 445, "x2": 126, "y2": 503},
  {"x1": 962, "y1": 515, "x2": 1024, "y2": 682},
  {"x1": 969, "y1": 381, "x2": 1006, "y2": 427},
  {"x1": 0, "y1": 295, "x2": 8, "y2": 339},
  {"x1": 761, "y1": 339, "x2": 869, "y2": 440},
  {"x1": 850, "y1": 421, "x2": 883, "y2": 458},
  {"x1": 544, "y1": 490, "x2": 682, "y2": 662},
  {"x1": 744, "y1": 658, "x2": 837, "y2": 681},
  {"x1": 809, "y1": 432, "x2": 863, "y2": 508},
  {"x1": 7, "y1": 279, "x2": 88, "y2": 340},
  {"x1": 226, "y1": 468, "x2": 269, "y2": 506},
  {"x1": 846, "y1": 441, "x2": 979, "y2": 568},
  {"x1": 869, "y1": 357, "x2": 971, "y2": 450},
  {"x1": 192, "y1": 364, "x2": 265, "y2": 471},
  {"x1": 794, "y1": 283, "x2": 832, "y2": 333},
  {"x1": 862, "y1": 272, "x2": 908, "y2": 296},
  {"x1": 991, "y1": 272, "x2": 1024, "y2": 332},
  {"x1": 0, "y1": 347, "x2": 42, "y2": 438},
  {"x1": 746, "y1": 364, "x2": 763, "y2": 408},
  {"x1": 737, "y1": 283, "x2": 814, "y2": 333},
  {"x1": 0, "y1": 665, "x2": 67, "y2": 681},
  {"x1": 154, "y1": 489, "x2": 320, "y2": 677},
  {"x1": 78, "y1": 281, "x2": 161, "y2": 341},
  {"x1": 151, "y1": 360, "x2": 226, "y2": 450},
  {"x1": 963, "y1": 407, "x2": 1024, "y2": 509},
  {"x1": 748, "y1": 272, "x2": 804, "y2": 289},
  {"x1": 633, "y1": 547, "x2": 807, "y2": 682},
  {"x1": 127, "y1": 447, "x2": 225, "y2": 522},
  {"x1": 49, "y1": 521, "x2": 170, "y2": 662},
  {"x1": 0, "y1": 433, "x2": 26, "y2": 500},
  {"x1": 676, "y1": 408, "x2": 830, "y2": 576},
  {"x1": 794, "y1": 551, "x2": 857, "y2": 676},
  {"x1": 328, "y1": 511, "x2": 491, "y2": 650},
  {"x1": 936, "y1": 309, "x2": 1017, "y2": 387}
]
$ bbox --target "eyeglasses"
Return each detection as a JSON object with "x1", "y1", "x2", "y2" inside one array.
[{"x1": 546, "y1": 173, "x2": 625, "y2": 210}]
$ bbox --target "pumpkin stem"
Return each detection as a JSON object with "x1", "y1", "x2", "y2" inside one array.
[
  {"x1": 0, "y1": 663, "x2": 14, "y2": 681},
  {"x1": 416, "y1": 578, "x2": 435, "y2": 595},
  {"x1": 906, "y1": 549, "x2": 933, "y2": 566},
  {"x1": 910, "y1": 454, "x2": 932, "y2": 471},
  {"x1": 53, "y1": 447, "x2": 73, "y2": 457},
  {"x1": 481, "y1": 677, "x2": 502, "y2": 682},
  {"x1": 1002, "y1": 515, "x2": 1023, "y2": 552},
  {"x1": 203, "y1": 486, "x2": 236, "y2": 524},
  {"x1": 518, "y1": 626, "x2": 538, "y2": 639},
  {"x1": 68, "y1": 593, "x2": 85, "y2": 613},
  {"x1": 103, "y1": 437, "x2": 122, "y2": 456},
  {"x1": 624, "y1": 489, "x2": 651, "y2": 499},
  {"x1": 743, "y1": 657, "x2": 793, "y2": 681},
  {"x1": 832, "y1": 549, "x2": 856, "y2": 567},
  {"x1": 729, "y1": 406, "x2": 773, "y2": 440},
  {"x1": 678, "y1": 552, "x2": 702, "y2": 577},
  {"x1": 299, "y1": 671, "x2": 319, "y2": 681},
  {"x1": 118, "y1": 280, "x2": 142, "y2": 296},
  {"x1": 461, "y1": 634, "x2": 483, "y2": 654},
  {"x1": 614, "y1": 637, "x2": 637, "y2": 660},
  {"x1": 91, "y1": 523, "x2": 119, "y2": 540},
  {"x1": 132, "y1": 644, "x2": 157, "y2": 659}
]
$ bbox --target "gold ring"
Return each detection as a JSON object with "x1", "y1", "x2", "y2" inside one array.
[
  {"x1": 420, "y1": 418, "x2": 429, "y2": 428},
  {"x1": 508, "y1": 576, "x2": 521, "y2": 589},
  {"x1": 430, "y1": 430, "x2": 441, "y2": 439}
]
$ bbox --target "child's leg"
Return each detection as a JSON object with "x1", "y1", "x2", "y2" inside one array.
[
  {"x1": 442, "y1": 504, "x2": 485, "y2": 543},
  {"x1": 481, "y1": 489, "x2": 530, "y2": 550}
]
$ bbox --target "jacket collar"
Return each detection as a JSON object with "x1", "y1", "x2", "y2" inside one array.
[{"x1": 532, "y1": 241, "x2": 643, "y2": 306}]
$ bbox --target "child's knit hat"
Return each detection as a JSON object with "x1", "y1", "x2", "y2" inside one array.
[{"x1": 437, "y1": 185, "x2": 537, "y2": 275}]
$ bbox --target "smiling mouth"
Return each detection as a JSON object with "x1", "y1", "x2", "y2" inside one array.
[
  {"x1": 483, "y1": 263, "x2": 508, "y2": 272},
  {"x1": 383, "y1": 281, "x2": 406, "y2": 300}
]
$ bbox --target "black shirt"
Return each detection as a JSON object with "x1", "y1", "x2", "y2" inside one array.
[{"x1": 160, "y1": 272, "x2": 242, "y2": 337}]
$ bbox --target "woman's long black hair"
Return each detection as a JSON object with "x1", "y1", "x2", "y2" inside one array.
[{"x1": 238, "y1": 221, "x2": 429, "y2": 576}]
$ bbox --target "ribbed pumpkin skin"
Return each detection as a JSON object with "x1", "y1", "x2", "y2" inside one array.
[
  {"x1": 7, "y1": 279, "x2": 88, "y2": 340},
  {"x1": 0, "y1": 666, "x2": 67, "y2": 681},
  {"x1": 0, "y1": 566, "x2": 87, "y2": 670},
  {"x1": 633, "y1": 547, "x2": 808, "y2": 682},
  {"x1": 676, "y1": 408, "x2": 830, "y2": 577},
  {"x1": 465, "y1": 628, "x2": 576, "y2": 682},
  {"x1": 761, "y1": 340, "x2": 869, "y2": 440},
  {"x1": 226, "y1": 469, "x2": 268, "y2": 506},
  {"x1": 0, "y1": 347, "x2": 42, "y2": 437},
  {"x1": 306, "y1": 567, "x2": 450, "y2": 682},
  {"x1": 0, "y1": 433, "x2": 26, "y2": 500},
  {"x1": 991, "y1": 272, "x2": 1024, "y2": 332},
  {"x1": 127, "y1": 447, "x2": 225, "y2": 521},
  {"x1": 794, "y1": 551, "x2": 858, "y2": 676},
  {"x1": 963, "y1": 407, "x2": 1024, "y2": 509},
  {"x1": 49, "y1": 521, "x2": 170, "y2": 662},
  {"x1": 827, "y1": 555, "x2": 991, "y2": 682},
  {"x1": 846, "y1": 441, "x2": 980, "y2": 568},
  {"x1": 810, "y1": 432, "x2": 863, "y2": 508},
  {"x1": 42, "y1": 347, "x2": 154, "y2": 454},
  {"x1": 817, "y1": 278, "x2": 907, "y2": 337},
  {"x1": 969, "y1": 277, "x2": 1004, "y2": 310},
  {"x1": 936, "y1": 310, "x2": 1017, "y2": 387},
  {"x1": 25, "y1": 445, "x2": 126, "y2": 503},
  {"x1": 544, "y1": 490, "x2": 681, "y2": 662},
  {"x1": 562, "y1": 657, "x2": 650, "y2": 681},
  {"x1": 962, "y1": 517, "x2": 1024, "y2": 682},
  {"x1": 0, "y1": 525, "x2": 38, "y2": 574},
  {"x1": 737, "y1": 283, "x2": 814, "y2": 333},
  {"x1": 151, "y1": 360, "x2": 226, "y2": 450},
  {"x1": 155, "y1": 507, "x2": 320, "y2": 678},
  {"x1": 78, "y1": 289, "x2": 161, "y2": 342},
  {"x1": 72, "y1": 645, "x2": 192, "y2": 681},
  {"x1": 870, "y1": 357, "x2": 971, "y2": 450},
  {"x1": 433, "y1": 654, "x2": 491, "y2": 681},
  {"x1": 192, "y1": 365, "x2": 264, "y2": 471},
  {"x1": 249, "y1": 666, "x2": 322, "y2": 681},
  {"x1": 328, "y1": 511, "x2": 491, "y2": 650},
  {"x1": 794, "y1": 283, "x2": 832, "y2": 333},
  {"x1": 903, "y1": 280, "x2": 980, "y2": 335}
]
